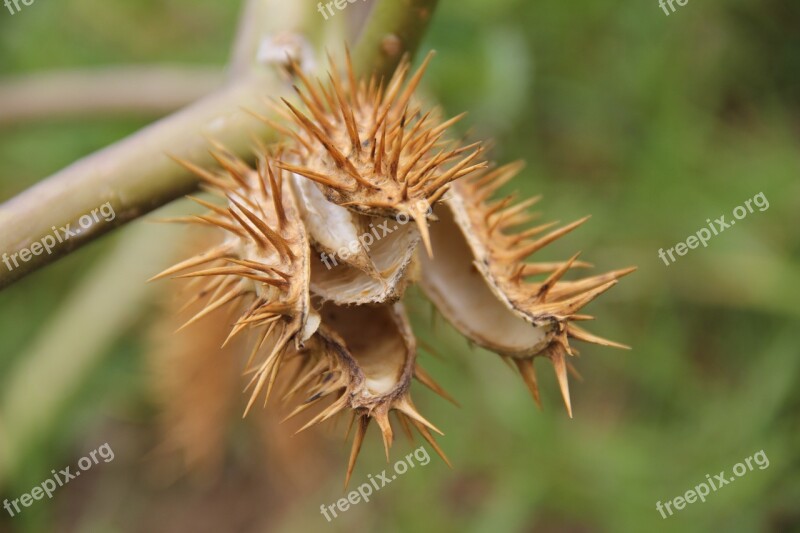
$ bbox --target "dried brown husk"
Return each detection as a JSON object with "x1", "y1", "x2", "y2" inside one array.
[
  {"x1": 148, "y1": 229, "x2": 335, "y2": 488},
  {"x1": 274, "y1": 50, "x2": 487, "y2": 256},
  {"x1": 308, "y1": 216, "x2": 421, "y2": 305},
  {"x1": 283, "y1": 302, "x2": 451, "y2": 486},
  {"x1": 289, "y1": 171, "x2": 381, "y2": 278},
  {"x1": 421, "y1": 163, "x2": 635, "y2": 416},
  {"x1": 152, "y1": 146, "x2": 317, "y2": 415},
  {"x1": 290, "y1": 169, "x2": 422, "y2": 305},
  {"x1": 151, "y1": 46, "x2": 634, "y2": 481}
]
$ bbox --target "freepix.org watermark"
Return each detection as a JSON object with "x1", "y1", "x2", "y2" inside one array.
[
  {"x1": 2, "y1": 202, "x2": 116, "y2": 272},
  {"x1": 316, "y1": 0, "x2": 370, "y2": 21},
  {"x1": 656, "y1": 449, "x2": 769, "y2": 519},
  {"x1": 658, "y1": 0, "x2": 689, "y2": 16},
  {"x1": 320, "y1": 199, "x2": 432, "y2": 270},
  {"x1": 4, "y1": 443, "x2": 115, "y2": 518},
  {"x1": 320, "y1": 445, "x2": 431, "y2": 522},
  {"x1": 658, "y1": 192, "x2": 769, "y2": 266},
  {"x1": 4, "y1": 0, "x2": 36, "y2": 16}
]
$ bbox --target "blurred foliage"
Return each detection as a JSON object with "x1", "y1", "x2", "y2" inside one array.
[{"x1": 1, "y1": 0, "x2": 799, "y2": 532}]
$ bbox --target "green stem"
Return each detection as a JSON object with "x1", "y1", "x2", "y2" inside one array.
[
  {"x1": 0, "y1": 73, "x2": 278, "y2": 290},
  {"x1": 0, "y1": 66, "x2": 225, "y2": 125},
  {"x1": 354, "y1": 0, "x2": 440, "y2": 77},
  {"x1": 0, "y1": 0, "x2": 440, "y2": 291}
]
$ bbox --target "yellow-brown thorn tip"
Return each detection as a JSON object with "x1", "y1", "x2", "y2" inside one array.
[
  {"x1": 507, "y1": 216, "x2": 592, "y2": 262},
  {"x1": 518, "y1": 259, "x2": 594, "y2": 278},
  {"x1": 229, "y1": 197, "x2": 293, "y2": 258},
  {"x1": 263, "y1": 158, "x2": 287, "y2": 227},
  {"x1": 221, "y1": 299, "x2": 262, "y2": 348},
  {"x1": 186, "y1": 195, "x2": 230, "y2": 218},
  {"x1": 514, "y1": 358, "x2": 542, "y2": 410},
  {"x1": 396, "y1": 50, "x2": 436, "y2": 113},
  {"x1": 343, "y1": 43, "x2": 358, "y2": 106},
  {"x1": 415, "y1": 214, "x2": 434, "y2": 258},
  {"x1": 547, "y1": 265, "x2": 637, "y2": 301},
  {"x1": 396, "y1": 397, "x2": 443, "y2": 436},
  {"x1": 193, "y1": 215, "x2": 247, "y2": 238},
  {"x1": 533, "y1": 252, "x2": 582, "y2": 303},
  {"x1": 276, "y1": 162, "x2": 343, "y2": 190},
  {"x1": 396, "y1": 412, "x2": 415, "y2": 443},
  {"x1": 281, "y1": 394, "x2": 324, "y2": 424},
  {"x1": 409, "y1": 419, "x2": 452, "y2": 468},
  {"x1": 429, "y1": 112, "x2": 467, "y2": 138},
  {"x1": 176, "y1": 284, "x2": 243, "y2": 333},
  {"x1": 281, "y1": 98, "x2": 368, "y2": 187},
  {"x1": 414, "y1": 364, "x2": 460, "y2": 406},
  {"x1": 244, "y1": 322, "x2": 276, "y2": 370},
  {"x1": 286, "y1": 56, "x2": 327, "y2": 116},
  {"x1": 345, "y1": 415, "x2": 370, "y2": 489},
  {"x1": 262, "y1": 343, "x2": 288, "y2": 407},
  {"x1": 537, "y1": 279, "x2": 618, "y2": 317},
  {"x1": 227, "y1": 206, "x2": 268, "y2": 249},
  {"x1": 176, "y1": 277, "x2": 226, "y2": 313},
  {"x1": 402, "y1": 201, "x2": 434, "y2": 257},
  {"x1": 549, "y1": 347, "x2": 573, "y2": 418},
  {"x1": 148, "y1": 244, "x2": 232, "y2": 282},
  {"x1": 293, "y1": 394, "x2": 348, "y2": 434},
  {"x1": 568, "y1": 323, "x2": 631, "y2": 350},
  {"x1": 243, "y1": 327, "x2": 293, "y2": 417},
  {"x1": 168, "y1": 154, "x2": 232, "y2": 191},
  {"x1": 375, "y1": 411, "x2": 394, "y2": 462},
  {"x1": 327, "y1": 70, "x2": 360, "y2": 151}
]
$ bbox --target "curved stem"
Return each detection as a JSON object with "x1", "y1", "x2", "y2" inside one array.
[
  {"x1": 0, "y1": 73, "x2": 279, "y2": 290},
  {"x1": 0, "y1": 0, "x2": 440, "y2": 291},
  {"x1": 0, "y1": 66, "x2": 225, "y2": 125}
]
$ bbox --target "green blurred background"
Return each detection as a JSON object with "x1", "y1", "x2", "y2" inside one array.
[{"x1": 1, "y1": 0, "x2": 798, "y2": 532}]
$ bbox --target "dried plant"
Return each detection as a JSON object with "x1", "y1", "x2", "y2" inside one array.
[{"x1": 149, "y1": 48, "x2": 634, "y2": 486}]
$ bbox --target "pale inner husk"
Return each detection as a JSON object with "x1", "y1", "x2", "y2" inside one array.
[
  {"x1": 309, "y1": 219, "x2": 419, "y2": 305},
  {"x1": 290, "y1": 173, "x2": 379, "y2": 276},
  {"x1": 321, "y1": 303, "x2": 411, "y2": 397},
  {"x1": 420, "y1": 204, "x2": 555, "y2": 357}
]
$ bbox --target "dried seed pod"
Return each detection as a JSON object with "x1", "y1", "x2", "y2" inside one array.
[
  {"x1": 150, "y1": 46, "x2": 633, "y2": 480},
  {"x1": 276, "y1": 50, "x2": 488, "y2": 255},
  {"x1": 152, "y1": 147, "x2": 318, "y2": 415},
  {"x1": 289, "y1": 172, "x2": 381, "y2": 278},
  {"x1": 420, "y1": 163, "x2": 635, "y2": 416},
  {"x1": 308, "y1": 217, "x2": 421, "y2": 305},
  {"x1": 283, "y1": 302, "x2": 451, "y2": 487}
]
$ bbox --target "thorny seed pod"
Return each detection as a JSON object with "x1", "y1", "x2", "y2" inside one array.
[
  {"x1": 283, "y1": 302, "x2": 452, "y2": 486},
  {"x1": 275, "y1": 50, "x2": 486, "y2": 257},
  {"x1": 153, "y1": 146, "x2": 318, "y2": 416},
  {"x1": 420, "y1": 165, "x2": 636, "y2": 416},
  {"x1": 150, "y1": 47, "x2": 634, "y2": 484}
]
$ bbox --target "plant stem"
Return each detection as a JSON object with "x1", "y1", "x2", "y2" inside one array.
[
  {"x1": 0, "y1": 0, "x2": 440, "y2": 291},
  {"x1": 0, "y1": 66, "x2": 225, "y2": 125},
  {"x1": 228, "y1": 0, "x2": 313, "y2": 77},
  {"x1": 354, "y1": 0, "x2": 440, "y2": 78},
  {"x1": 0, "y1": 0, "x2": 308, "y2": 291},
  {"x1": 0, "y1": 73, "x2": 279, "y2": 290}
]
